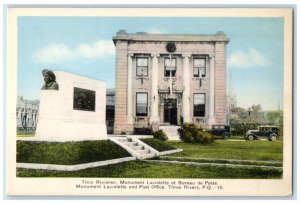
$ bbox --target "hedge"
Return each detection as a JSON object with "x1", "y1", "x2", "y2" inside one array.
[{"x1": 17, "y1": 140, "x2": 131, "y2": 165}]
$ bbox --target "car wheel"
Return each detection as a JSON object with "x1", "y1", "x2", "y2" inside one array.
[
  {"x1": 223, "y1": 133, "x2": 229, "y2": 140},
  {"x1": 247, "y1": 135, "x2": 254, "y2": 141},
  {"x1": 270, "y1": 134, "x2": 278, "y2": 141}
]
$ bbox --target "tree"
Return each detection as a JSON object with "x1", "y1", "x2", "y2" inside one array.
[
  {"x1": 278, "y1": 111, "x2": 283, "y2": 138},
  {"x1": 231, "y1": 107, "x2": 246, "y2": 113},
  {"x1": 266, "y1": 111, "x2": 281, "y2": 124},
  {"x1": 266, "y1": 110, "x2": 283, "y2": 138},
  {"x1": 249, "y1": 104, "x2": 262, "y2": 112}
]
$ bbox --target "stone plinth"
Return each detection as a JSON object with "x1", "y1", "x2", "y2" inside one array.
[{"x1": 35, "y1": 71, "x2": 107, "y2": 141}]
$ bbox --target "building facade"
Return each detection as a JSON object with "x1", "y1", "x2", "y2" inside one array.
[
  {"x1": 227, "y1": 72, "x2": 237, "y2": 112},
  {"x1": 227, "y1": 72, "x2": 237, "y2": 124},
  {"x1": 106, "y1": 88, "x2": 115, "y2": 134},
  {"x1": 16, "y1": 96, "x2": 39, "y2": 130},
  {"x1": 113, "y1": 30, "x2": 229, "y2": 134}
]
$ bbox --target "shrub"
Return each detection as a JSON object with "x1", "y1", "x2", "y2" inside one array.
[
  {"x1": 152, "y1": 130, "x2": 168, "y2": 141},
  {"x1": 178, "y1": 123, "x2": 214, "y2": 144},
  {"x1": 230, "y1": 123, "x2": 259, "y2": 136},
  {"x1": 140, "y1": 138, "x2": 175, "y2": 151}
]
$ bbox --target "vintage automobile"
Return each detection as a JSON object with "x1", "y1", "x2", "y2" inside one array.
[
  {"x1": 245, "y1": 125, "x2": 279, "y2": 141},
  {"x1": 206, "y1": 125, "x2": 231, "y2": 140}
]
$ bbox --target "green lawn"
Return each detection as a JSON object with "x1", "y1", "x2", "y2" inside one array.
[
  {"x1": 229, "y1": 135, "x2": 245, "y2": 140},
  {"x1": 16, "y1": 130, "x2": 35, "y2": 137},
  {"x1": 167, "y1": 140, "x2": 283, "y2": 161},
  {"x1": 156, "y1": 157, "x2": 282, "y2": 167},
  {"x1": 140, "y1": 138, "x2": 176, "y2": 151},
  {"x1": 16, "y1": 138, "x2": 283, "y2": 178},
  {"x1": 17, "y1": 160, "x2": 282, "y2": 178},
  {"x1": 17, "y1": 140, "x2": 131, "y2": 165}
]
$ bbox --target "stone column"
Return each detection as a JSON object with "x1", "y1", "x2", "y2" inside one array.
[
  {"x1": 182, "y1": 54, "x2": 191, "y2": 123},
  {"x1": 208, "y1": 55, "x2": 215, "y2": 125},
  {"x1": 127, "y1": 53, "x2": 134, "y2": 124},
  {"x1": 150, "y1": 54, "x2": 159, "y2": 124}
]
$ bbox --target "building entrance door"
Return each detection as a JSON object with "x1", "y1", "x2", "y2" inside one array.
[{"x1": 164, "y1": 99, "x2": 177, "y2": 125}]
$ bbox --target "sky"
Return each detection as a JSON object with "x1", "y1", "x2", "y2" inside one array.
[{"x1": 17, "y1": 17, "x2": 284, "y2": 111}]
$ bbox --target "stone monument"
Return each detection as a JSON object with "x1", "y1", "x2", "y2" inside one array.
[{"x1": 35, "y1": 70, "x2": 107, "y2": 141}]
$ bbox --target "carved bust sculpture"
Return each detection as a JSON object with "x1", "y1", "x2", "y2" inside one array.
[{"x1": 41, "y1": 69, "x2": 59, "y2": 90}]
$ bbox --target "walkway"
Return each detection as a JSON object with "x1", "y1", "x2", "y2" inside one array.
[
  {"x1": 145, "y1": 159, "x2": 282, "y2": 169},
  {"x1": 145, "y1": 156, "x2": 282, "y2": 169}
]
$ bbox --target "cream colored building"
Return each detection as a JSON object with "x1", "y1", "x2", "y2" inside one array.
[
  {"x1": 16, "y1": 96, "x2": 39, "y2": 130},
  {"x1": 113, "y1": 30, "x2": 229, "y2": 134}
]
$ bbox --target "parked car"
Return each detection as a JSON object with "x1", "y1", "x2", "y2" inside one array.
[
  {"x1": 206, "y1": 125, "x2": 231, "y2": 140},
  {"x1": 245, "y1": 125, "x2": 279, "y2": 141}
]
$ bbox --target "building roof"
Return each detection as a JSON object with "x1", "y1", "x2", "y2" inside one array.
[{"x1": 113, "y1": 30, "x2": 229, "y2": 45}]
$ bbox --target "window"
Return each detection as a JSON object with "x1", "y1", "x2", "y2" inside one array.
[
  {"x1": 193, "y1": 58, "x2": 206, "y2": 77},
  {"x1": 194, "y1": 93, "x2": 205, "y2": 117},
  {"x1": 164, "y1": 57, "x2": 177, "y2": 77},
  {"x1": 136, "y1": 58, "x2": 148, "y2": 76},
  {"x1": 136, "y1": 93, "x2": 148, "y2": 116}
]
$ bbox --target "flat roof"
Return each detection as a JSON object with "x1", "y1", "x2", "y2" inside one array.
[{"x1": 113, "y1": 30, "x2": 229, "y2": 45}]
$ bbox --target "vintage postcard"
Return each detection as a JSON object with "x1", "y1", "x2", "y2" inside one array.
[{"x1": 6, "y1": 7, "x2": 293, "y2": 196}]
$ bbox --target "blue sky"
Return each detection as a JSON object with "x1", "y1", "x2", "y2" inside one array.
[{"x1": 17, "y1": 17, "x2": 283, "y2": 111}]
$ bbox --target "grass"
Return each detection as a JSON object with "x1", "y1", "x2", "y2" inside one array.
[
  {"x1": 17, "y1": 160, "x2": 282, "y2": 178},
  {"x1": 17, "y1": 140, "x2": 131, "y2": 165},
  {"x1": 167, "y1": 140, "x2": 283, "y2": 161},
  {"x1": 229, "y1": 135, "x2": 284, "y2": 141},
  {"x1": 156, "y1": 156, "x2": 282, "y2": 167},
  {"x1": 229, "y1": 135, "x2": 245, "y2": 140},
  {"x1": 140, "y1": 138, "x2": 176, "y2": 152},
  {"x1": 16, "y1": 130, "x2": 35, "y2": 137},
  {"x1": 16, "y1": 138, "x2": 283, "y2": 179}
]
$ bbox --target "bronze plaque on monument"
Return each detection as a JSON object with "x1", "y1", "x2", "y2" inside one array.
[{"x1": 73, "y1": 87, "x2": 96, "y2": 111}]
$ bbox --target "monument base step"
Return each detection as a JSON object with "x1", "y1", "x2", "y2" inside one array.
[{"x1": 108, "y1": 136, "x2": 159, "y2": 160}]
